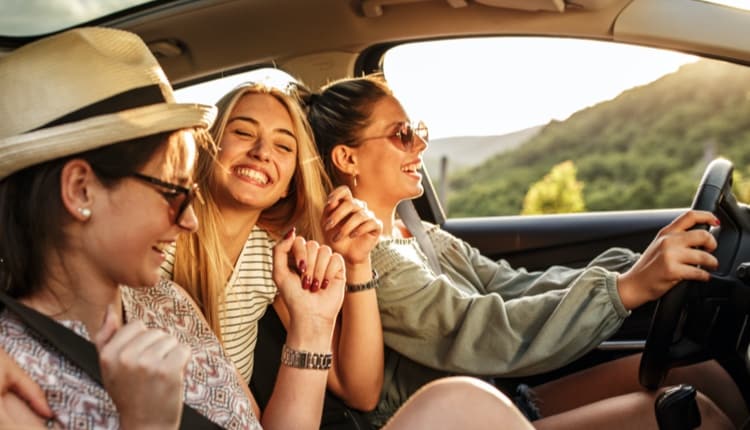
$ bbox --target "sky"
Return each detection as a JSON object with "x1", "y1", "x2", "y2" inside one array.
[
  {"x1": 176, "y1": 37, "x2": 698, "y2": 141},
  {"x1": 383, "y1": 38, "x2": 699, "y2": 139}
]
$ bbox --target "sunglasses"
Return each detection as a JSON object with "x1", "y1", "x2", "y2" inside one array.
[
  {"x1": 355, "y1": 121, "x2": 429, "y2": 152},
  {"x1": 130, "y1": 172, "x2": 201, "y2": 224}
]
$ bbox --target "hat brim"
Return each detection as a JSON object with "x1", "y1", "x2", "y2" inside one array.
[{"x1": 0, "y1": 102, "x2": 216, "y2": 180}]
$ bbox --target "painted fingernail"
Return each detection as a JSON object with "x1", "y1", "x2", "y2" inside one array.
[
  {"x1": 714, "y1": 218, "x2": 721, "y2": 226},
  {"x1": 302, "y1": 276, "x2": 310, "y2": 290},
  {"x1": 321, "y1": 279, "x2": 329, "y2": 289},
  {"x1": 298, "y1": 260, "x2": 307, "y2": 274},
  {"x1": 310, "y1": 279, "x2": 319, "y2": 292},
  {"x1": 284, "y1": 227, "x2": 296, "y2": 239}
]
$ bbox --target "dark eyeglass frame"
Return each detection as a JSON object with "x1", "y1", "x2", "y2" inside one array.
[
  {"x1": 353, "y1": 120, "x2": 429, "y2": 152},
  {"x1": 130, "y1": 172, "x2": 201, "y2": 224}
]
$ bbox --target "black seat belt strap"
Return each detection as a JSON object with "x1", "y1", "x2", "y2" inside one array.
[{"x1": 0, "y1": 291, "x2": 222, "y2": 430}]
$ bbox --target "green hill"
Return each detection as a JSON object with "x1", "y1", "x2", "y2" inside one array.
[{"x1": 446, "y1": 60, "x2": 750, "y2": 217}]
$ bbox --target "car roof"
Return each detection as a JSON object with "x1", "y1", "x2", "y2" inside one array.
[{"x1": 2, "y1": 0, "x2": 749, "y2": 90}]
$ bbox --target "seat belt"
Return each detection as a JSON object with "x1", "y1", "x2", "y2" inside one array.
[
  {"x1": 0, "y1": 291, "x2": 222, "y2": 430},
  {"x1": 397, "y1": 199, "x2": 442, "y2": 275}
]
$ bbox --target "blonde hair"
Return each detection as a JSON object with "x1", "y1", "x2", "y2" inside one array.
[{"x1": 173, "y1": 82, "x2": 331, "y2": 338}]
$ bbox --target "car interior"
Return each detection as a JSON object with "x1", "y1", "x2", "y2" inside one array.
[{"x1": 3, "y1": 0, "x2": 750, "y2": 427}]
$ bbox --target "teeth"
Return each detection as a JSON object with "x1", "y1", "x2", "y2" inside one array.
[
  {"x1": 401, "y1": 162, "x2": 421, "y2": 173},
  {"x1": 154, "y1": 243, "x2": 169, "y2": 252},
  {"x1": 235, "y1": 167, "x2": 269, "y2": 184}
]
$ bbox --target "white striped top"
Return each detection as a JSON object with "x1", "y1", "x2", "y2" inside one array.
[{"x1": 161, "y1": 226, "x2": 277, "y2": 383}]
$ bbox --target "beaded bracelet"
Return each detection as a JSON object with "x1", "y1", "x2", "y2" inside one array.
[
  {"x1": 346, "y1": 269, "x2": 379, "y2": 293},
  {"x1": 280, "y1": 344, "x2": 333, "y2": 370}
]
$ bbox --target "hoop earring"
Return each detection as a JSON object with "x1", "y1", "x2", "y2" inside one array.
[{"x1": 77, "y1": 207, "x2": 92, "y2": 219}]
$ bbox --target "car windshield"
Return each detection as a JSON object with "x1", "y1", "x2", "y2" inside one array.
[
  {"x1": 382, "y1": 37, "x2": 750, "y2": 217},
  {"x1": 0, "y1": 0, "x2": 160, "y2": 37}
]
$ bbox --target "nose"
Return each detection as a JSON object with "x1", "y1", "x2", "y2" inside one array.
[
  {"x1": 414, "y1": 134, "x2": 428, "y2": 153},
  {"x1": 177, "y1": 204, "x2": 199, "y2": 233},
  {"x1": 248, "y1": 138, "x2": 271, "y2": 162}
]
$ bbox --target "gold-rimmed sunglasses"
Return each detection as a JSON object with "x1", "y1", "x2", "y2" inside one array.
[{"x1": 354, "y1": 121, "x2": 429, "y2": 152}]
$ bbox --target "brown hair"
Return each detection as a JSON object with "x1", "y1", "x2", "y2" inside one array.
[
  {"x1": 0, "y1": 131, "x2": 184, "y2": 298},
  {"x1": 305, "y1": 75, "x2": 392, "y2": 185}
]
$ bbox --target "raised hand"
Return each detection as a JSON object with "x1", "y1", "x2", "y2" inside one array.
[
  {"x1": 273, "y1": 228, "x2": 346, "y2": 331},
  {"x1": 617, "y1": 210, "x2": 720, "y2": 310},
  {"x1": 322, "y1": 186, "x2": 382, "y2": 267},
  {"x1": 94, "y1": 305, "x2": 191, "y2": 430}
]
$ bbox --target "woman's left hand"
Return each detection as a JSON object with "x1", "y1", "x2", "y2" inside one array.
[{"x1": 321, "y1": 186, "x2": 382, "y2": 267}]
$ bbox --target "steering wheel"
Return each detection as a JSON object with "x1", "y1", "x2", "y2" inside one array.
[{"x1": 640, "y1": 158, "x2": 750, "y2": 389}]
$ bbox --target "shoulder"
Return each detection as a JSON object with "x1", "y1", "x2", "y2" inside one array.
[{"x1": 123, "y1": 281, "x2": 204, "y2": 325}]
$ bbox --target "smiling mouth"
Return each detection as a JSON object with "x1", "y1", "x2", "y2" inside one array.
[
  {"x1": 401, "y1": 161, "x2": 422, "y2": 174},
  {"x1": 234, "y1": 166, "x2": 271, "y2": 185}
]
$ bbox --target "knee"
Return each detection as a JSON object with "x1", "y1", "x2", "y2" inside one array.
[
  {"x1": 694, "y1": 391, "x2": 733, "y2": 430},
  {"x1": 416, "y1": 377, "x2": 519, "y2": 415}
]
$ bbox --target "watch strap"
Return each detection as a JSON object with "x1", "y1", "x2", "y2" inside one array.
[{"x1": 280, "y1": 344, "x2": 332, "y2": 370}]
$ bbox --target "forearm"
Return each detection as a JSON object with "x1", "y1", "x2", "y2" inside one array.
[
  {"x1": 261, "y1": 320, "x2": 334, "y2": 430},
  {"x1": 328, "y1": 287, "x2": 384, "y2": 410},
  {"x1": 380, "y1": 267, "x2": 628, "y2": 376}
]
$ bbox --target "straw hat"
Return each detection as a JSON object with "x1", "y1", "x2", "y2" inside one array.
[{"x1": 0, "y1": 27, "x2": 216, "y2": 180}]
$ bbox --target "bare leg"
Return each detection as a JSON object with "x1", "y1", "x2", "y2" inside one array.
[
  {"x1": 534, "y1": 390, "x2": 733, "y2": 430},
  {"x1": 383, "y1": 376, "x2": 535, "y2": 430},
  {"x1": 532, "y1": 354, "x2": 746, "y2": 427}
]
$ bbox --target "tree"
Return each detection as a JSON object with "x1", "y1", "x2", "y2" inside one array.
[
  {"x1": 734, "y1": 168, "x2": 750, "y2": 204},
  {"x1": 522, "y1": 160, "x2": 585, "y2": 215}
]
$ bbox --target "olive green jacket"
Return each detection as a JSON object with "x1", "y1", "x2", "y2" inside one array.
[{"x1": 366, "y1": 223, "x2": 638, "y2": 426}]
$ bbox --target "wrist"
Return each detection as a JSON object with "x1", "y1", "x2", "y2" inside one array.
[
  {"x1": 616, "y1": 273, "x2": 639, "y2": 310},
  {"x1": 346, "y1": 262, "x2": 374, "y2": 284},
  {"x1": 280, "y1": 344, "x2": 332, "y2": 370},
  {"x1": 287, "y1": 317, "x2": 335, "y2": 352},
  {"x1": 346, "y1": 269, "x2": 379, "y2": 293}
]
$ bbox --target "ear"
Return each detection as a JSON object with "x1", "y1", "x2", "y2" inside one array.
[
  {"x1": 330, "y1": 144, "x2": 359, "y2": 177},
  {"x1": 60, "y1": 159, "x2": 97, "y2": 222}
]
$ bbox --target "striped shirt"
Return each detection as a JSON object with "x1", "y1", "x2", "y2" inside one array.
[{"x1": 161, "y1": 226, "x2": 277, "y2": 383}]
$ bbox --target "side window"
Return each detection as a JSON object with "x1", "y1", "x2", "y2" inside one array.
[
  {"x1": 382, "y1": 38, "x2": 750, "y2": 217},
  {"x1": 174, "y1": 67, "x2": 297, "y2": 105}
]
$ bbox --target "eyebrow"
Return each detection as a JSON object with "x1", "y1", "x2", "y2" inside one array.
[{"x1": 228, "y1": 116, "x2": 297, "y2": 140}]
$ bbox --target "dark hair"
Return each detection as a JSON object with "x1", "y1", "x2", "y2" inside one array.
[
  {"x1": 0, "y1": 132, "x2": 171, "y2": 298},
  {"x1": 306, "y1": 75, "x2": 392, "y2": 185}
]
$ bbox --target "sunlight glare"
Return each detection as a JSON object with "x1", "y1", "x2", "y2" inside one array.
[{"x1": 384, "y1": 38, "x2": 698, "y2": 139}]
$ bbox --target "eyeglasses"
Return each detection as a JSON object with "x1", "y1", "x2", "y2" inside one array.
[
  {"x1": 355, "y1": 121, "x2": 429, "y2": 152},
  {"x1": 130, "y1": 172, "x2": 201, "y2": 224}
]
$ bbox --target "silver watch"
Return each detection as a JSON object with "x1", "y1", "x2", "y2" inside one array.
[{"x1": 280, "y1": 344, "x2": 333, "y2": 370}]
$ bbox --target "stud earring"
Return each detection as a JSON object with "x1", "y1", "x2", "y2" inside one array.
[{"x1": 77, "y1": 207, "x2": 92, "y2": 219}]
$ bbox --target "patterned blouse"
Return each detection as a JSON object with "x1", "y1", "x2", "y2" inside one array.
[
  {"x1": 161, "y1": 226, "x2": 277, "y2": 382},
  {"x1": 0, "y1": 281, "x2": 261, "y2": 430}
]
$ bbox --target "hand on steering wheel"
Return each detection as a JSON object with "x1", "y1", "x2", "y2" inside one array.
[{"x1": 617, "y1": 210, "x2": 719, "y2": 310}]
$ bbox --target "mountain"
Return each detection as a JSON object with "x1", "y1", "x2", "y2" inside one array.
[
  {"x1": 445, "y1": 60, "x2": 750, "y2": 217},
  {"x1": 424, "y1": 125, "x2": 543, "y2": 175}
]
